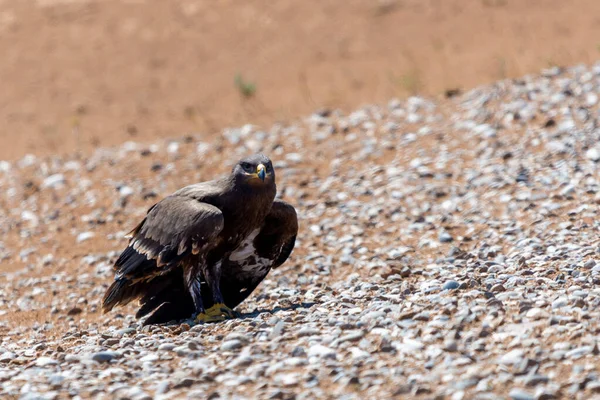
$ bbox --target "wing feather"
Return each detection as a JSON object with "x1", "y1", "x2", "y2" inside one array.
[
  {"x1": 102, "y1": 193, "x2": 224, "y2": 312},
  {"x1": 115, "y1": 195, "x2": 224, "y2": 279}
]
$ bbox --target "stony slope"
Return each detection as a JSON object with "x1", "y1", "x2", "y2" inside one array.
[{"x1": 3, "y1": 64, "x2": 600, "y2": 399}]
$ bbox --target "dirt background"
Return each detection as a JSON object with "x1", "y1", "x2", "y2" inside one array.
[{"x1": 1, "y1": 0, "x2": 600, "y2": 160}]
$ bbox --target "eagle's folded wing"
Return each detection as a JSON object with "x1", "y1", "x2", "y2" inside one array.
[
  {"x1": 102, "y1": 194, "x2": 224, "y2": 312},
  {"x1": 256, "y1": 199, "x2": 298, "y2": 269}
]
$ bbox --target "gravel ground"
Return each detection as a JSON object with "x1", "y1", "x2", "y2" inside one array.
[{"x1": 3, "y1": 63, "x2": 600, "y2": 399}]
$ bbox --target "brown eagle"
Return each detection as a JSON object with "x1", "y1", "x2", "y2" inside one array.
[{"x1": 101, "y1": 154, "x2": 298, "y2": 324}]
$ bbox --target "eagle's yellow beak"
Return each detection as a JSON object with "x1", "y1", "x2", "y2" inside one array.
[{"x1": 256, "y1": 164, "x2": 266, "y2": 181}]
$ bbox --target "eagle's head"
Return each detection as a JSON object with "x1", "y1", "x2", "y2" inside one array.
[{"x1": 232, "y1": 154, "x2": 275, "y2": 186}]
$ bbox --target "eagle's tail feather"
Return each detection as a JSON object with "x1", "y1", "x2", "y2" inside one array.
[
  {"x1": 102, "y1": 278, "x2": 143, "y2": 313},
  {"x1": 142, "y1": 301, "x2": 194, "y2": 326},
  {"x1": 136, "y1": 292, "x2": 168, "y2": 319},
  {"x1": 137, "y1": 269, "x2": 196, "y2": 324}
]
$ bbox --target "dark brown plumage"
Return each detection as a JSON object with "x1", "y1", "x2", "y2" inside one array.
[{"x1": 101, "y1": 154, "x2": 298, "y2": 324}]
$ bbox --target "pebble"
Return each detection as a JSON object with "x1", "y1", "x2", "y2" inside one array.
[
  {"x1": 0, "y1": 352, "x2": 16, "y2": 362},
  {"x1": 76, "y1": 232, "x2": 95, "y2": 243},
  {"x1": 524, "y1": 375, "x2": 549, "y2": 387},
  {"x1": 509, "y1": 388, "x2": 535, "y2": 400},
  {"x1": 443, "y1": 280, "x2": 460, "y2": 290},
  {"x1": 499, "y1": 349, "x2": 525, "y2": 365},
  {"x1": 220, "y1": 340, "x2": 243, "y2": 351},
  {"x1": 41, "y1": 174, "x2": 65, "y2": 189},
  {"x1": 35, "y1": 357, "x2": 58, "y2": 367},
  {"x1": 439, "y1": 231, "x2": 453, "y2": 243},
  {"x1": 308, "y1": 345, "x2": 337, "y2": 359},
  {"x1": 551, "y1": 297, "x2": 568, "y2": 309},
  {"x1": 92, "y1": 351, "x2": 117, "y2": 363},
  {"x1": 586, "y1": 148, "x2": 600, "y2": 161},
  {"x1": 158, "y1": 343, "x2": 176, "y2": 351}
]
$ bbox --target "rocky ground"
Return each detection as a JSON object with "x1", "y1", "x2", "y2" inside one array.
[{"x1": 3, "y1": 63, "x2": 600, "y2": 399}]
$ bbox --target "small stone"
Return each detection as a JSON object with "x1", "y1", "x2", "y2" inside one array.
[
  {"x1": 92, "y1": 351, "x2": 117, "y2": 363},
  {"x1": 308, "y1": 344, "x2": 337, "y2": 359},
  {"x1": 48, "y1": 374, "x2": 65, "y2": 388},
  {"x1": 115, "y1": 328, "x2": 136, "y2": 337},
  {"x1": 337, "y1": 331, "x2": 365, "y2": 343},
  {"x1": 586, "y1": 148, "x2": 600, "y2": 162},
  {"x1": 41, "y1": 174, "x2": 66, "y2": 189},
  {"x1": 167, "y1": 142, "x2": 179, "y2": 154},
  {"x1": 565, "y1": 346, "x2": 593, "y2": 359},
  {"x1": 158, "y1": 343, "x2": 176, "y2": 351},
  {"x1": 188, "y1": 358, "x2": 213, "y2": 374},
  {"x1": 552, "y1": 297, "x2": 568, "y2": 309},
  {"x1": 526, "y1": 308, "x2": 548, "y2": 320},
  {"x1": 275, "y1": 372, "x2": 300, "y2": 386},
  {"x1": 173, "y1": 378, "x2": 196, "y2": 389},
  {"x1": 444, "y1": 340, "x2": 458, "y2": 352},
  {"x1": 535, "y1": 388, "x2": 558, "y2": 400},
  {"x1": 0, "y1": 352, "x2": 16, "y2": 362},
  {"x1": 76, "y1": 232, "x2": 95, "y2": 243},
  {"x1": 35, "y1": 357, "x2": 58, "y2": 367},
  {"x1": 269, "y1": 320, "x2": 285, "y2": 339},
  {"x1": 119, "y1": 185, "x2": 134, "y2": 198},
  {"x1": 491, "y1": 284, "x2": 506, "y2": 293},
  {"x1": 525, "y1": 375, "x2": 549, "y2": 387},
  {"x1": 140, "y1": 353, "x2": 159, "y2": 362},
  {"x1": 228, "y1": 355, "x2": 253, "y2": 369},
  {"x1": 155, "y1": 381, "x2": 170, "y2": 394},
  {"x1": 67, "y1": 307, "x2": 83, "y2": 316},
  {"x1": 509, "y1": 388, "x2": 534, "y2": 400},
  {"x1": 64, "y1": 354, "x2": 80, "y2": 363},
  {"x1": 499, "y1": 349, "x2": 524, "y2": 365},
  {"x1": 561, "y1": 185, "x2": 575, "y2": 198},
  {"x1": 223, "y1": 332, "x2": 250, "y2": 343},
  {"x1": 439, "y1": 231, "x2": 453, "y2": 243},
  {"x1": 587, "y1": 93, "x2": 599, "y2": 106},
  {"x1": 220, "y1": 340, "x2": 243, "y2": 351},
  {"x1": 443, "y1": 280, "x2": 460, "y2": 290},
  {"x1": 297, "y1": 328, "x2": 321, "y2": 337}
]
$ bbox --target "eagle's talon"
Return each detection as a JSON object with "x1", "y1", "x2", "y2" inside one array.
[
  {"x1": 194, "y1": 312, "x2": 211, "y2": 324},
  {"x1": 193, "y1": 304, "x2": 237, "y2": 324},
  {"x1": 207, "y1": 303, "x2": 236, "y2": 320}
]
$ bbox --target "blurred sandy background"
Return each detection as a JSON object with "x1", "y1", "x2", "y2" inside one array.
[{"x1": 1, "y1": 0, "x2": 599, "y2": 159}]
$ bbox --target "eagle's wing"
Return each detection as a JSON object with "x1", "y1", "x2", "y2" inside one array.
[
  {"x1": 132, "y1": 199, "x2": 298, "y2": 325},
  {"x1": 254, "y1": 199, "x2": 298, "y2": 268},
  {"x1": 101, "y1": 193, "x2": 224, "y2": 312},
  {"x1": 219, "y1": 199, "x2": 298, "y2": 309}
]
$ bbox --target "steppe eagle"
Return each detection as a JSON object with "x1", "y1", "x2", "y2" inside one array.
[{"x1": 101, "y1": 154, "x2": 298, "y2": 324}]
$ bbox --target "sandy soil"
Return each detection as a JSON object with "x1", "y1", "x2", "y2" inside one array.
[{"x1": 1, "y1": 0, "x2": 600, "y2": 159}]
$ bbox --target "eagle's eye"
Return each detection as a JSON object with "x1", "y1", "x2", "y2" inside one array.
[{"x1": 240, "y1": 162, "x2": 253, "y2": 173}]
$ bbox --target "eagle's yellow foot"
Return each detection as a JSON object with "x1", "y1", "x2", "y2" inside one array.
[
  {"x1": 194, "y1": 304, "x2": 237, "y2": 323},
  {"x1": 194, "y1": 312, "x2": 221, "y2": 324},
  {"x1": 206, "y1": 303, "x2": 238, "y2": 319}
]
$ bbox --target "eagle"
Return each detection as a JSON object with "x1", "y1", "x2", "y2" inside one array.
[{"x1": 101, "y1": 154, "x2": 298, "y2": 324}]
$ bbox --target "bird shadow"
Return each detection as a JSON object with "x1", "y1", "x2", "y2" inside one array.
[
  {"x1": 236, "y1": 301, "x2": 318, "y2": 320},
  {"x1": 146, "y1": 301, "x2": 318, "y2": 327}
]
